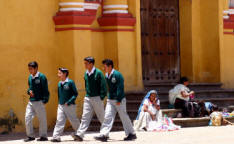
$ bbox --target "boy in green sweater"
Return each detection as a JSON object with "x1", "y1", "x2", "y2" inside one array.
[
  {"x1": 24, "y1": 61, "x2": 49, "y2": 142},
  {"x1": 51, "y1": 68, "x2": 80, "y2": 142},
  {"x1": 73, "y1": 57, "x2": 107, "y2": 141},
  {"x1": 94, "y1": 59, "x2": 136, "y2": 142}
]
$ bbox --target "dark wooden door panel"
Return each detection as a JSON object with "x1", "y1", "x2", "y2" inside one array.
[{"x1": 141, "y1": 0, "x2": 180, "y2": 83}]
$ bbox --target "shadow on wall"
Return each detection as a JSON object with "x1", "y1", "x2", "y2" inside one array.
[{"x1": 0, "y1": 109, "x2": 21, "y2": 135}]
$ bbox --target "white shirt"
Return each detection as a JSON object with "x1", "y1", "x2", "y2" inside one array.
[
  {"x1": 61, "y1": 78, "x2": 69, "y2": 85},
  {"x1": 86, "y1": 67, "x2": 96, "y2": 76},
  {"x1": 105, "y1": 69, "x2": 115, "y2": 79},
  {"x1": 171, "y1": 84, "x2": 190, "y2": 102},
  {"x1": 31, "y1": 72, "x2": 40, "y2": 79}
]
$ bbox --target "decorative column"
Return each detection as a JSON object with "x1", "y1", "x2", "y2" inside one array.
[
  {"x1": 54, "y1": 0, "x2": 101, "y2": 31},
  {"x1": 98, "y1": 0, "x2": 142, "y2": 91},
  {"x1": 53, "y1": 0, "x2": 101, "y2": 111},
  {"x1": 59, "y1": 0, "x2": 85, "y2": 12},
  {"x1": 103, "y1": 0, "x2": 128, "y2": 14},
  {"x1": 98, "y1": 0, "x2": 135, "y2": 31}
]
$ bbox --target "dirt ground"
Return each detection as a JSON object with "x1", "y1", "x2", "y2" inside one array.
[{"x1": 0, "y1": 126, "x2": 234, "y2": 144}]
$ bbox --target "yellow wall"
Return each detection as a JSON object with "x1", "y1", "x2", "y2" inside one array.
[
  {"x1": 0, "y1": 0, "x2": 59, "y2": 132},
  {"x1": 180, "y1": 0, "x2": 220, "y2": 83},
  {"x1": 179, "y1": 0, "x2": 193, "y2": 81}
]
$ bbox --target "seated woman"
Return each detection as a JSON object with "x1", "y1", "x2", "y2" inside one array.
[
  {"x1": 134, "y1": 90, "x2": 162, "y2": 131},
  {"x1": 169, "y1": 77, "x2": 194, "y2": 117}
]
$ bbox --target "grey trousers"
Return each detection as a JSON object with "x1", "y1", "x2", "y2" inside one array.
[
  {"x1": 76, "y1": 96, "x2": 105, "y2": 138},
  {"x1": 53, "y1": 104, "x2": 80, "y2": 140},
  {"x1": 25, "y1": 101, "x2": 47, "y2": 138},
  {"x1": 100, "y1": 98, "x2": 135, "y2": 136}
]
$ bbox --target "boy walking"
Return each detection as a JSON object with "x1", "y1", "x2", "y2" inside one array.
[
  {"x1": 73, "y1": 57, "x2": 107, "y2": 141},
  {"x1": 24, "y1": 61, "x2": 49, "y2": 142},
  {"x1": 51, "y1": 68, "x2": 80, "y2": 142},
  {"x1": 94, "y1": 59, "x2": 136, "y2": 142}
]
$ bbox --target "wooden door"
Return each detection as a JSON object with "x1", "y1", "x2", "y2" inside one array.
[{"x1": 141, "y1": 0, "x2": 180, "y2": 84}]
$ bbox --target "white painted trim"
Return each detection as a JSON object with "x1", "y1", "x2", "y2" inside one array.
[
  {"x1": 84, "y1": 3, "x2": 100, "y2": 10},
  {"x1": 223, "y1": 10, "x2": 230, "y2": 14},
  {"x1": 103, "y1": 5, "x2": 128, "y2": 9},
  {"x1": 223, "y1": 16, "x2": 230, "y2": 19},
  {"x1": 60, "y1": 8, "x2": 85, "y2": 11},
  {"x1": 103, "y1": 10, "x2": 128, "y2": 14}
]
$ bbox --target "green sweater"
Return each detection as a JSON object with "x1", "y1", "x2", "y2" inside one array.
[
  {"x1": 27, "y1": 73, "x2": 50, "y2": 104},
  {"x1": 106, "y1": 70, "x2": 125, "y2": 102},
  {"x1": 84, "y1": 68, "x2": 107, "y2": 100},
  {"x1": 58, "y1": 79, "x2": 78, "y2": 105}
]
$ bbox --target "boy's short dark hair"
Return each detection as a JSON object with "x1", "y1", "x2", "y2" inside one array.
[
  {"x1": 180, "y1": 77, "x2": 189, "y2": 84},
  {"x1": 28, "y1": 61, "x2": 38, "y2": 68},
  {"x1": 84, "y1": 56, "x2": 95, "y2": 64},
  {"x1": 102, "y1": 59, "x2": 114, "y2": 68},
  {"x1": 59, "y1": 68, "x2": 69, "y2": 77}
]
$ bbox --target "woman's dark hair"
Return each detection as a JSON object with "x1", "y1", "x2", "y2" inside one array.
[
  {"x1": 180, "y1": 77, "x2": 189, "y2": 84},
  {"x1": 102, "y1": 59, "x2": 114, "y2": 68},
  {"x1": 28, "y1": 61, "x2": 38, "y2": 68},
  {"x1": 59, "y1": 68, "x2": 69, "y2": 77},
  {"x1": 84, "y1": 56, "x2": 95, "y2": 64}
]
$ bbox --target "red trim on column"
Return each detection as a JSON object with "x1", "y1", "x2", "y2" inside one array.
[
  {"x1": 229, "y1": 14, "x2": 234, "y2": 21},
  {"x1": 98, "y1": 13, "x2": 136, "y2": 26},
  {"x1": 224, "y1": 13, "x2": 234, "y2": 29},
  {"x1": 53, "y1": 1, "x2": 101, "y2": 26},
  {"x1": 224, "y1": 32, "x2": 234, "y2": 34},
  {"x1": 53, "y1": 9, "x2": 98, "y2": 25},
  {"x1": 224, "y1": 20, "x2": 234, "y2": 29},
  {"x1": 55, "y1": 27, "x2": 134, "y2": 32},
  {"x1": 54, "y1": 15, "x2": 96, "y2": 25}
]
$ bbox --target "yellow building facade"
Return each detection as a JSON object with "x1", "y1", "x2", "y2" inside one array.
[{"x1": 0, "y1": 0, "x2": 234, "y2": 132}]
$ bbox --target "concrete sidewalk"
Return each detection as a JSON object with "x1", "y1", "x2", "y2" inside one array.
[{"x1": 0, "y1": 126, "x2": 234, "y2": 144}]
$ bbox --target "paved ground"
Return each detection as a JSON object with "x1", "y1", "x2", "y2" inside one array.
[{"x1": 0, "y1": 126, "x2": 234, "y2": 144}]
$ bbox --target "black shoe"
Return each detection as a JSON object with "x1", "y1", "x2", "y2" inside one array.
[
  {"x1": 24, "y1": 137, "x2": 35, "y2": 142},
  {"x1": 37, "y1": 137, "x2": 48, "y2": 141},
  {"x1": 73, "y1": 134, "x2": 83, "y2": 141},
  {"x1": 124, "y1": 134, "x2": 137, "y2": 141},
  {"x1": 51, "y1": 139, "x2": 61, "y2": 142},
  {"x1": 142, "y1": 127, "x2": 147, "y2": 131},
  {"x1": 94, "y1": 135, "x2": 108, "y2": 142}
]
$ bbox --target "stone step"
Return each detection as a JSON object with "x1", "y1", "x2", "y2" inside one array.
[
  {"x1": 126, "y1": 97, "x2": 234, "y2": 109},
  {"x1": 125, "y1": 89, "x2": 234, "y2": 101},
  {"x1": 144, "y1": 83, "x2": 223, "y2": 92},
  {"x1": 173, "y1": 117, "x2": 234, "y2": 127}
]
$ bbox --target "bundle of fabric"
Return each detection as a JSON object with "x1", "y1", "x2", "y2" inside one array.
[
  {"x1": 222, "y1": 112, "x2": 234, "y2": 118},
  {"x1": 147, "y1": 116, "x2": 181, "y2": 132}
]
